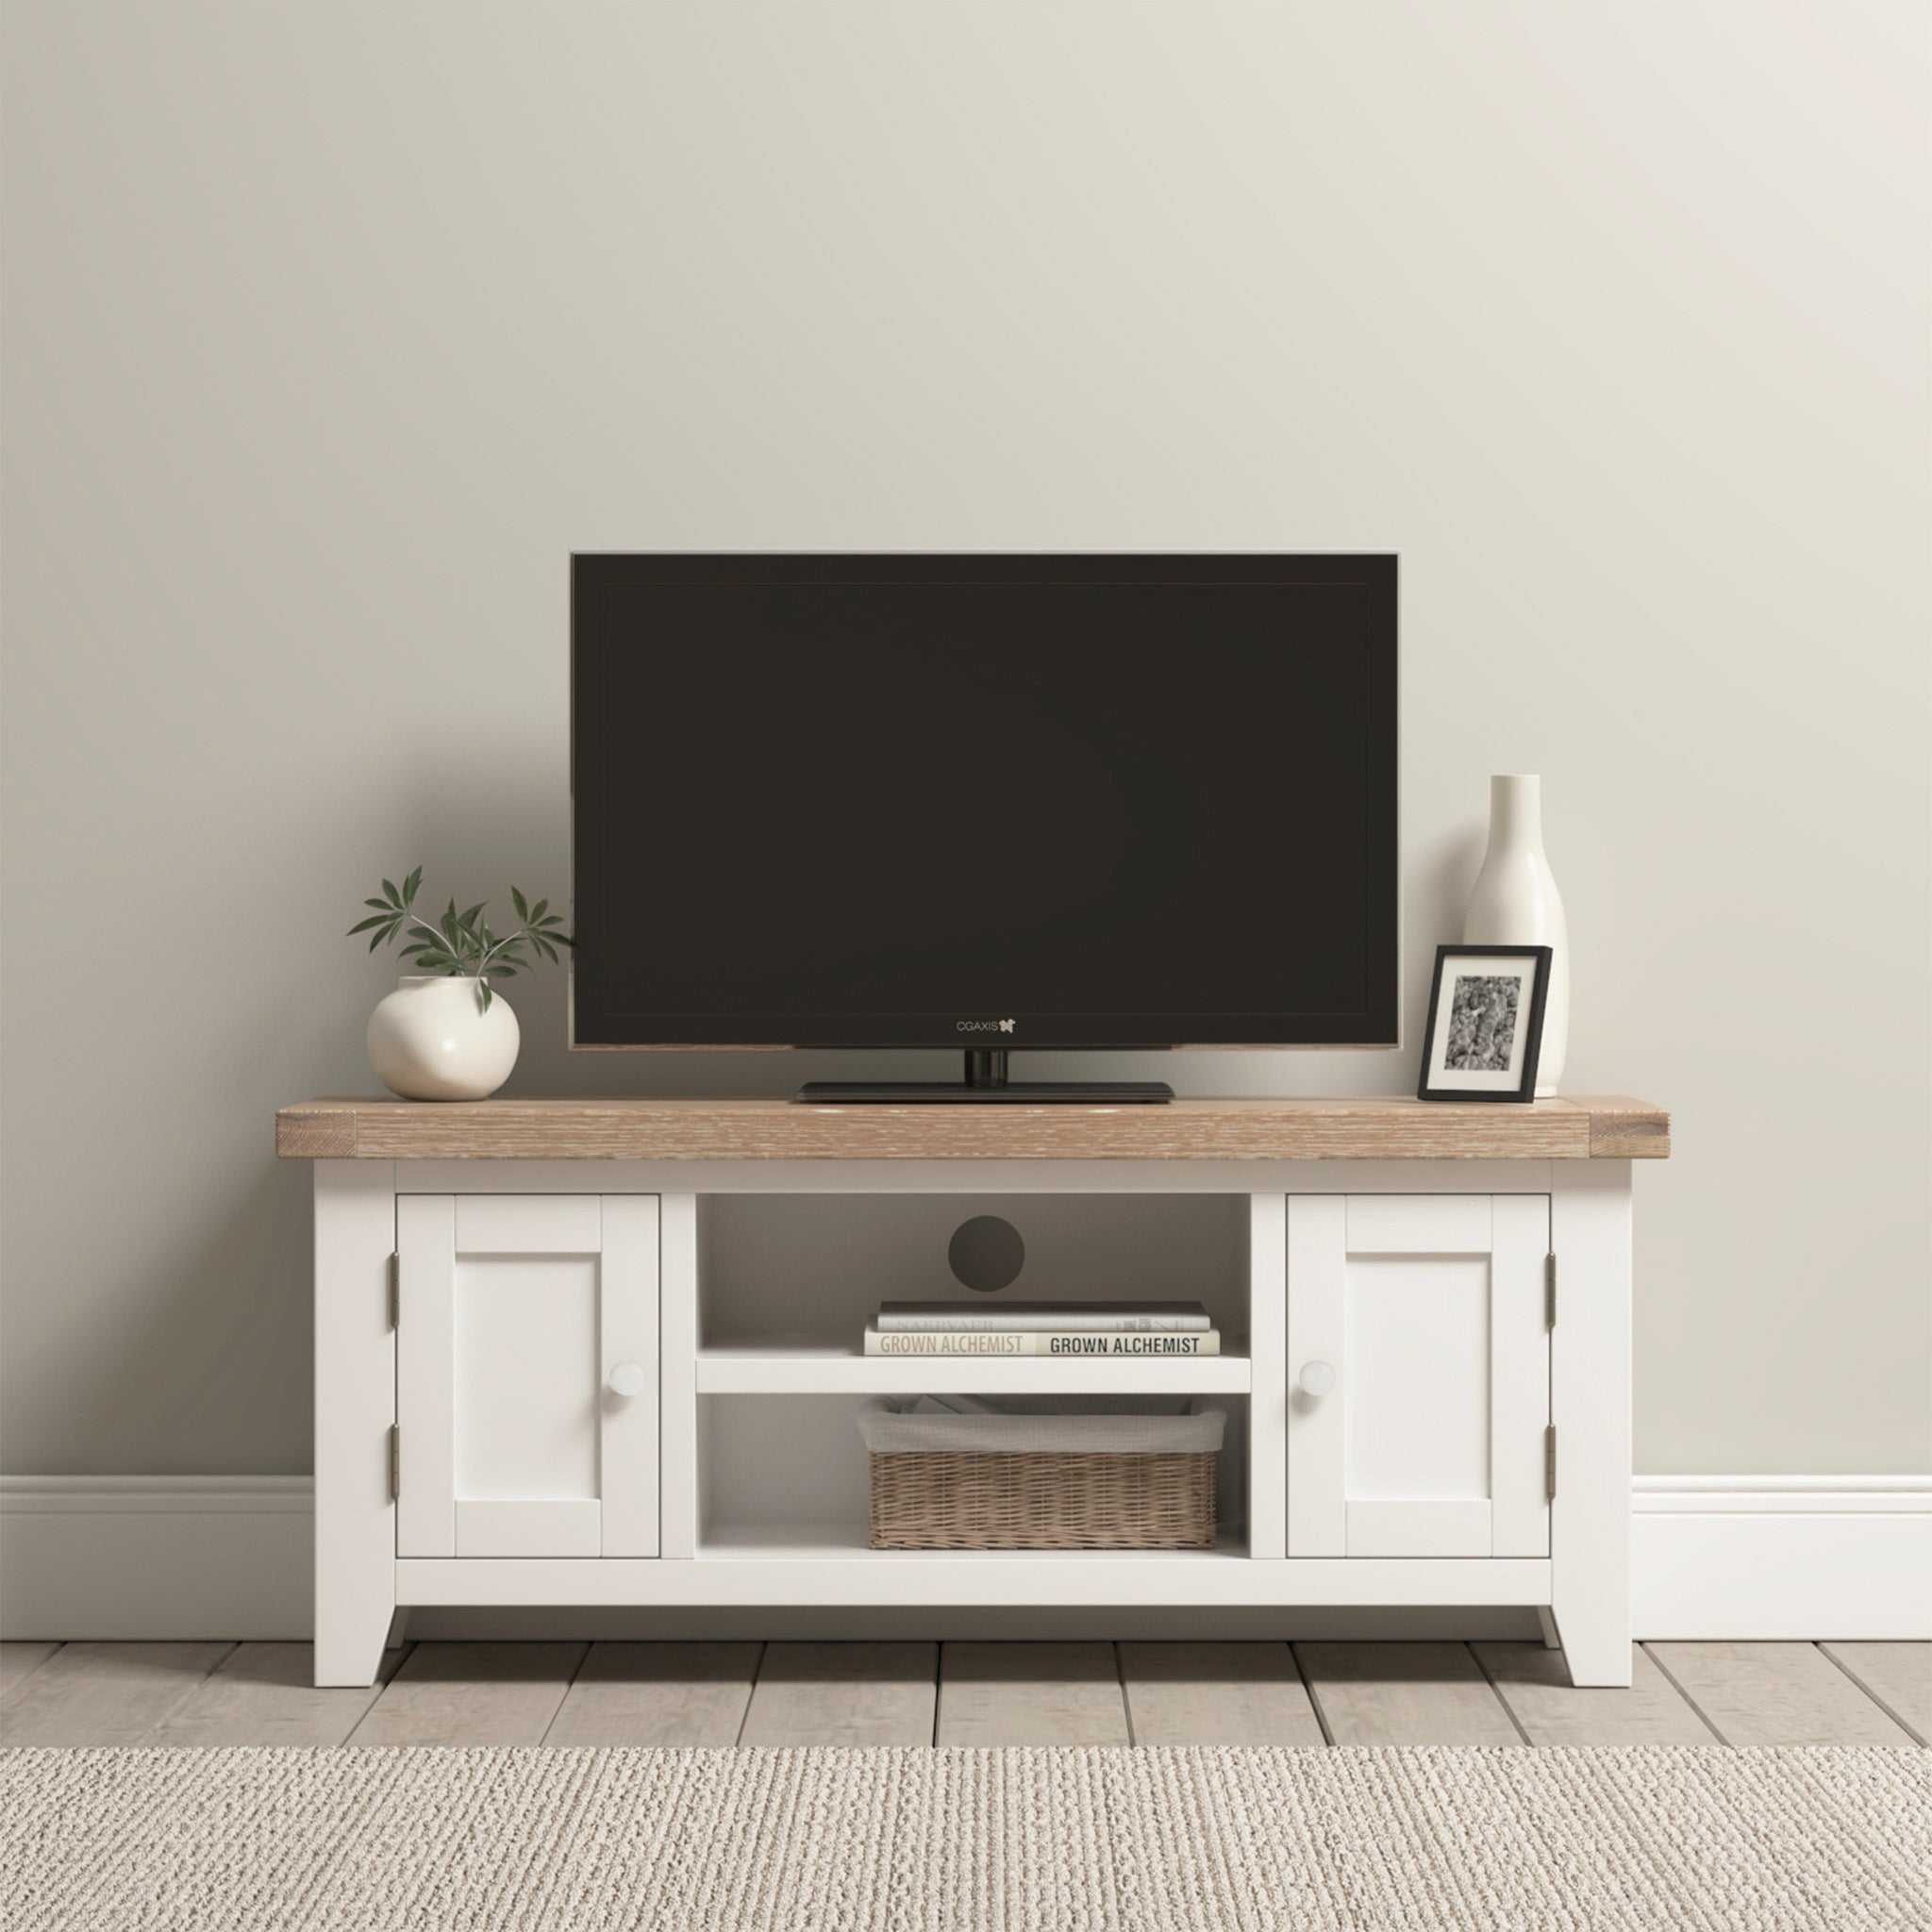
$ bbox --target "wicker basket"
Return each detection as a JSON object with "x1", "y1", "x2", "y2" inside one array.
[{"x1": 858, "y1": 1396, "x2": 1224, "y2": 1551}]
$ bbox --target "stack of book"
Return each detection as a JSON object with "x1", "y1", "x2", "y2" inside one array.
[{"x1": 862, "y1": 1301, "x2": 1219, "y2": 1357}]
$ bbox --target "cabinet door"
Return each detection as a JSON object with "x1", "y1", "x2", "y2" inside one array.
[
  {"x1": 1287, "y1": 1194, "x2": 1548, "y2": 1558},
  {"x1": 396, "y1": 1194, "x2": 659, "y2": 1558}
]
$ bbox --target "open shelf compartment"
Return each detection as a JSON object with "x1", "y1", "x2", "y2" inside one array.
[
  {"x1": 681, "y1": 1192, "x2": 1263, "y2": 1561},
  {"x1": 693, "y1": 1191, "x2": 1251, "y2": 1391},
  {"x1": 692, "y1": 1391, "x2": 1253, "y2": 1561}
]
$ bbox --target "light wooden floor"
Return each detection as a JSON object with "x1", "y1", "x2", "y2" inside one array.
[{"x1": 0, "y1": 1640, "x2": 1924, "y2": 1749}]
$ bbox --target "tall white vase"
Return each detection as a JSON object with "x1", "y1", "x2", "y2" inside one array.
[{"x1": 1463, "y1": 774, "x2": 1568, "y2": 1097}]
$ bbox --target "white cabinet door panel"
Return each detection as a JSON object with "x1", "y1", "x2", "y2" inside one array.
[
  {"x1": 455, "y1": 1191, "x2": 602, "y2": 1254},
  {"x1": 598, "y1": 1195, "x2": 661, "y2": 1557},
  {"x1": 454, "y1": 1500, "x2": 602, "y2": 1557},
  {"x1": 398, "y1": 1194, "x2": 659, "y2": 1559},
  {"x1": 1285, "y1": 1194, "x2": 1347, "y2": 1556},
  {"x1": 1489, "y1": 1193, "x2": 1554, "y2": 1557},
  {"x1": 1344, "y1": 1499, "x2": 1495, "y2": 1557},
  {"x1": 456, "y1": 1248, "x2": 600, "y2": 1502},
  {"x1": 1343, "y1": 1249, "x2": 1491, "y2": 1502},
  {"x1": 1287, "y1": 1193, "x2": 1549, "y2": 1559},
  {"x1": 1345, "y1": 1192, "x2": 1493, "y2": 1254}
]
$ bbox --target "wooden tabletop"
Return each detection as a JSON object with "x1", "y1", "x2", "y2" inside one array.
[{"x1": 275, "y1": 1094, "x2": 1669, "y2": 1161}]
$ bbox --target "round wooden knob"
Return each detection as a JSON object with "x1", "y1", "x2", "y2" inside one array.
[
  {"x1": 1298, "y1": 1360, "x2": 1336, "y2": 1397},
  {"x1": 608, "y1": 1360, "x2": 646, "y2": 1398}
]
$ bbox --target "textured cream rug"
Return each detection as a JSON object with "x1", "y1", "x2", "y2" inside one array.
[{"x1": 3, "y1": 1744, "x2": 1925, "y2": 1930}]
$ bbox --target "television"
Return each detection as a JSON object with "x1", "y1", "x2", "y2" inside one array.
[{"x1": 571, "y1": 554, "x2": 1397, "y2": 1103}]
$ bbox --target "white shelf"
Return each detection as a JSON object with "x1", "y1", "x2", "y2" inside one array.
[
  {"x1": 699, "y1": 1523, "x2": 1251, "y2": 1561},
  {"x1": 695, "y1": 1337, "x2": 1252, "y2": 1395}
]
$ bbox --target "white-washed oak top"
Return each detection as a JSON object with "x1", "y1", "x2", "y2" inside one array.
[{"x1": 275, "y1": 1094, "x2": 1669, "y2": 1161}]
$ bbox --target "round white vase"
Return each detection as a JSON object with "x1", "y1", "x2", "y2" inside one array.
[
  {"x1": 1463, "y1": 774, "x2": 1569, "y2": 1097},
  {"x1": 366, "y1": 975, "x2": 520, "y2": 1102}
]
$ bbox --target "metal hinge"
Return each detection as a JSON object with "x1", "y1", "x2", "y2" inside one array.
[
  {"x1": 388, "y1": 1252, "x2": 400, "y2": 1330},
  {"x1": 389, "y1": 1424, "x2": 401, "y2": 1502},
  {"x1": 1544, "y1": 1253, "x2": 1557, "y2": 1329},
  {"x1": 1544, "y1": 1424, "x2": 1557, "y2": 1501}
]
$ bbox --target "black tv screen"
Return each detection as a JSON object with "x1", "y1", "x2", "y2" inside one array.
[{"x1": 571, "y1": 555, "x2": 1397, "y2": 1051}]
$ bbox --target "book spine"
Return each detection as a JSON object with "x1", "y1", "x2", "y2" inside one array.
[{"x1": 863, "y1": 1330, "x2": 1221, "y2": 1357}]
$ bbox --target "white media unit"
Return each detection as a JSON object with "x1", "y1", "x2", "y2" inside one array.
[{"x1": 279, "y1": 1094, "x2": 1670, "y2": 1688}]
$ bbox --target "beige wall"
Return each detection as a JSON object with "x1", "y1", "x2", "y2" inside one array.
[{"x1": 3, "y1": 3, "x2": 1926, "y2": 1477}]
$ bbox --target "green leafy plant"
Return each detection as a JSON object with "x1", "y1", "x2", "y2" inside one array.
[{"x1": 348, "y1": 866, "x2": 574, "y2": 1011}]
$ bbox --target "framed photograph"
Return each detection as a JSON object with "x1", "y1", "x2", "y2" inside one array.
[{"x1": 1417, "y1": 944, "x2": 1553, "y2": 1103}]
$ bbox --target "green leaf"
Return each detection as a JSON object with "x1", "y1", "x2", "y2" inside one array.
[
  {"x1": 348, "y1": 914, "x2": 390, "y2": 935},
  {"x1": 382, "y1": 878, "x2": 400, "y2": 907},
  {"x1": 403, "y1": 866, "x2": 423, "y2": 907},
  {"x1": 530, "y1": 898, "x2": 548, "y2": 923},
  {"x1": 532, "y1": 936, "x2": 557, "y2": 964},
  {"x1": 459, "y1": 901, "x2": 487, "y2": 931},
  {"x1": 478, "y1": 982, "x2": 493, "y2": 1012},
  {"x1": 510, "y1": 886, "x2": 529, "y2": 924},
  {"x1": 486, "y1": 964, "x2": 517, "y2": 977},
  {"x1": 364, "y1": 897, "x2": 392, "y2": 910}
]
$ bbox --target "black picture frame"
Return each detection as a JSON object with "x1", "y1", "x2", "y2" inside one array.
[{"x1": 1416, "y1": 944, "x2": 1554, "y2": 1104}]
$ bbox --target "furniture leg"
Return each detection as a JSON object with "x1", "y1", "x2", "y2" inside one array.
[
  {"x1": 1550, "y1": 1163, "x2": 1633, "y2": 1688},
  {"x1": 313, "y1": 1160, "x2": 398, "y2": 1687}
]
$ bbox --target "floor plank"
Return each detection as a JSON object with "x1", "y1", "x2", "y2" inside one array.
[
  {"x1": 346, "y1": 1642, "x2": 587, "y2": 1746},
  {"x1": 148, "y1": 1642, "x2": 405, "y2": 1747},
  {"x1": 0, "y1": 1643, "x2": 60, "y2": 1702},
  {"x1": 1820, "y1": 1643, "x2": 1931, "y2": 1746},
  {"x1": 1647, "y1": 1642, "x2": 1916, "y2": 1746},
  {"x1": 1473, "y1": 1641, "x2": 1720, "y2": 1745},
  {"x1": 739, "y1": 1642, "x2": 936, "y2": 1747},
  {"x1": 0, "y1": 1642, "x2": 236, "y2": 1746},
  {"x1": 9, "y1": 1636, "x2": 1910, "y2": 1752},
  {"x1": 937, "y1": 1641, "x2": 1129, "y2": 1746},
  {"x1": 545, "y1": 1642, "x2": 763, "y2": 1745},
  {"x1": 1295, "y1": 1641, "x2": 1523, "y2": 1746},
  {"x1": 1119, "y1": 1641, "x2": 1324, "y2": 1746}
]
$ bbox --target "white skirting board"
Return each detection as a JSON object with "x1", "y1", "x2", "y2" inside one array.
[
  {"x1": 3, "y1": 1474, "x2": 1926, "y2": 1641},
  {"x1": 1630, "y1": 1475, "x2": 1931, "y2": 1640},
  {"x1": 0, "y1": 1479, "x2": 313, "y2": 1641}
]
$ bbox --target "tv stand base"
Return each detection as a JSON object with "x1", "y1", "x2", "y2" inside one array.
[
  {"x1": 799, "y1": 1048, "x2": 1174, "y2": 1105},
  {"x1": 799, "y1": 1079, "x2": 1174, "y2": 1105}
]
